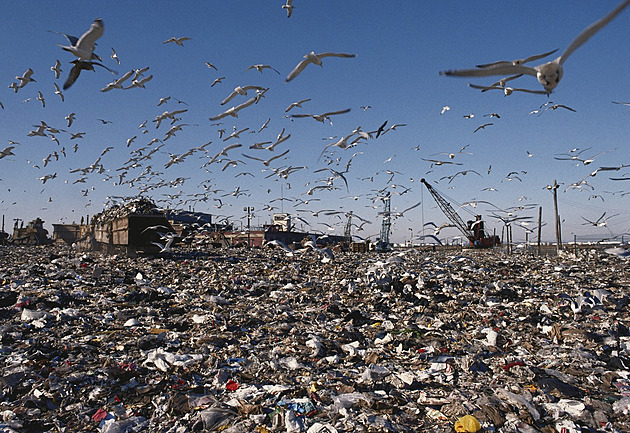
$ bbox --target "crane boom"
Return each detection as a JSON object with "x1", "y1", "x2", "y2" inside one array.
[{"x1": 421, "y1": 178, "x2": 474, "y2": 243}]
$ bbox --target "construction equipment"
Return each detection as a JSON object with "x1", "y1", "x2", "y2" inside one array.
[
  {"x1": 421, "y1": 178, "x2": 500, "y2": 248},
  {"x1": 376, "y1": 193, "x2": 392, "y2": 251}
]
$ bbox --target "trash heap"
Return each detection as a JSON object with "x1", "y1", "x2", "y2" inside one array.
[
  {"x1": 91, "y1": 197, "x2": 162, "y2": 226},
  {"x1": 0, "y1": 244, "x2": 628, "y2": 432}
]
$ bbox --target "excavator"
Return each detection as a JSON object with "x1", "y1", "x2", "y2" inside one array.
[{"x1": 421, "y1": 178, "x2": 500, "y2": 248}]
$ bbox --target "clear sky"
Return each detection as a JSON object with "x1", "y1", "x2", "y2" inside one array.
[{"x1": 1, "y1": 1, "x2": 629, "y2": 245}]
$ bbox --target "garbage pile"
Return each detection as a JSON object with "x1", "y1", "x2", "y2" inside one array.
[
  {"x1": 0, "y1": 244, "x2": 628, "y2": 432},
  {"x1": 91, "y1": 197, "x2": 162, "y2": 226}
]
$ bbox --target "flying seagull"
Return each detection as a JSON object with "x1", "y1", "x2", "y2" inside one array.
[
  {"x1": 286, "y1": 51, "x2": 357, "y2": 82},
  {"x1": 111, "y1": 47, "x2": 120, "y2": 65},
  {"x1": 51, "y1": 60, "x2": 62, "y2": 79},
  {"x1": 55, "y1": 18, "x2": 104, "y2": 61},
  {"x1": 220, "y1": 85, "x2": 266, "y2": 105},
  {"x1": 440, "y1": 0, "x2": 630, "y2": 94},
  {"x1": 285, "y1": 98, "x2": 312, "y2": 112},
  {"x1": 163, "y1": 36, "x2": 191, "y2": 46},
  {"x1": 282, "y1": 0, "x2": 294, "y2": 18},
  {"x1": 289, "y1": 108, "x2": 351, "y2": 124},
  {"x1": 245, "y1": 64, "x2": 280, "y2": 74},
  {"x1": 16, "y1": 68, "x2": 36, "y2": 89}
]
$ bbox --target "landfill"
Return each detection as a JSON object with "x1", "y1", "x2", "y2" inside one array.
[{"x1": 0, "y1": 242, "x2": 629, "y2": 433}]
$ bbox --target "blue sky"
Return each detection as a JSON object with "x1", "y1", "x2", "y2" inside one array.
[{"x1": 1, "y1": 1, "x2": 629, "y2": 244}]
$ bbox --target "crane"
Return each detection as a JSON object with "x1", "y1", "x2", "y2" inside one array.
[{"x1": 421, "y1": 178, "x2": 500, "y2": 248}]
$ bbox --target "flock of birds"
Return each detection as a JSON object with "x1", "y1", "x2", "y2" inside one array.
[{"x1": 1, "y1": 1, "x2": 630, "y2": 245}]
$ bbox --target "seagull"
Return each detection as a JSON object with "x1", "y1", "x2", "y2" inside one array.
[
  {"x1": 101, "y1": 69, "x2": 134, "y2": 91},
  {"x1": 538, "y1": 103, "x2": 576, "y2": 115},
  {"x1": 242, "y1": 149, "x2": 291, "y2": 166},
  {"x1": 422, "y1": 158, "x2": 463, "y2": 167},
  {"x1": 209, "y1": 96, "x2": 258, "y2": 121},
  {"x1": 211, "y1": 76, "x2": 225, "y2": 87},
  {"x1": 245, "y1": 64, "x2": 280, "y2": 74},
  {"x1": 51, "y1": 60, "x2": 62, "y2": 79},
  {"x1": 126, "y1": 136, "x2": 137, "y2": 147},
  {"x1": 440, "y1": 105, "x2": 450, "y2": 115},
  {"x1": 286, "y1": 51, "x2": 357, "y2": 82},
  {"x1": 36, "y1": 91, "x2": 45, "y2": 108},
  {"x1": 65, "y1": 113, "x2": 76, "y2": 127},
  {"x1": 0, "y1": 146, "x2": 15, "y2": 159},
  {"x1": 125, "y1": 74, "x2": 153, "y2": 89},
  {"x1": 64, "y1": 60, "x2": 117, "y2": 90},
  {"x1": 285, "y1": 98, "x2": 311, "y2": 112},
  {"x1": 205, "y1": 62, "x2": 218, "y2": 70},
  {"x1": 220, "y1": 85, "x2": 266, "y2": 105},
  {"x1": 53, "y1": 83, "x2": 64, "y2": 102},
  {"x1": 163, "y1": 36, "x2": 191, "y2": 46},
  {"x1": 441, "y1": 1, "x2": 630, "y2": 94},
  {"x1": 55, "y1": 18, "x2": 104, "y2": 61},
  {"x1": 282, "y1": 0, "x2": 294, "y2": 18},
  {"x1": 110, "y1": 47, "x2": 120, "y2": 65},
  {"x1": 289, "y1": 108, "x2": 351, "y2": 124},
  {"x1": 474, "y1": 123, "x2": 493, "y2": 133},
  {"x1": 258, "y1": 118, "x2": 271, "y2": 132},
  {"x1": 16, "y1": 68, "x2": 36, "y2": 89}
]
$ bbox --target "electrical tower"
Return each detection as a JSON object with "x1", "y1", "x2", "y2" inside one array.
[
  {"x1": 377, "y1": 193, "x2": 391, "y2": 251},
  {"x1": 344, "y1": 211, "x2": 353, "y2": 241}
]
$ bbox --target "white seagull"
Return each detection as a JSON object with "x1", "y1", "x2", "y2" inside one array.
[
  {"x1": 282, "y1": 0, "x2": 294, "y2": 18},
  {"x1": 51, "y1": 60, "x2": 62, "y2": 79},
  {"x1": 245, "y1": 64, "x2": 280, "y2": 74},
  {"x1": 163, "y1": 36, "x2": 191, "y2": 46},
  {"x1": 16, "y1": 68, "x2": 36, "y2": 89},
  {"x1": 220, "y1": 85, "x2": 266, "y2": 105},
  {"x1": 286, "y1": 51, "x2": 357, "y2": 82},
  {"x1": 290, "y1": 108, "x2": 351, "y2": 124},
  {"x1": 53, "y1": 83, "x2": 64, "y2": 102},
  {"x1": 285, "y1": 98, "x2": 311, "y2": 112},
  {"x1": 56, "y1": 19, "x2": 104, "y2": 61},
  {"x1": 441, "y1": 1, "x2": 630, "y2": 94}
]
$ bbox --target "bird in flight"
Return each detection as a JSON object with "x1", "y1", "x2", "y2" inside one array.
[
  {"x1": 245, "y1": 64, "x2": 280, "y2": 74},
  {"x1": 285, "y1": 98, "x2": 311, "y2": 112},
  {"x1": 286, "y1": 51, "x2": 357, "y2": 82},
  {"x1": 220, "y1": 85, "x2": 266, "y2": 105},
  {"x1": 51, "y1": 60, "x2": 62, "y2": 79},
  {"x1": 163, "y1": 36, "x2": 191, "y2": 46},
  {"x1": 441, "y1": 0, "x2": 630, "y2": 94},
  {"x1": 54, "y1": 18, "x2": 104, "y2": 61},
  {"x1": 289, "y1": 108, "x2": 351, "y2": 124},
  {"x1": 282, "y1": 0, "x2": 294, "y2": 18}
]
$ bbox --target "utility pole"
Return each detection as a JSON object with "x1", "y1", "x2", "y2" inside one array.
[
  {"x1": 552, "y1": 180, "x2": 562, "y2": 253},
  {"x1": 244, "y1": 207, "x2": 254, "y2": 247},
  {"x1": 537, "y1": 206, "x2": 542, "y2": 256}
]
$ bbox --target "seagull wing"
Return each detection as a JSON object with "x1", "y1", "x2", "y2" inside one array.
[
  {"x1": 476, "y1": 49, "x2": 559, "y2": 68},
  {"x1": 76, "y1": 19, "x2": 104, "y2": 52},
  {"x1": 440, "y1": 64, "x2": 537, "y2": 78},
  {"x1": 321, "y1": 108, "x2": 351, "y2": 117},
  {"x1": 220, "y1": 89, "x2": 239, "y2": 105},
  {"x1": 91, "y1": 61, "x2": 118, "y2": 75},
  {"x1": 317, "y1": 52, "x2": 357, "y2": 59},
  {"x1": 286, "y1": 58, "x2": 312, "y2": 82},
  {"x1": 233, "y1": 96, "x2": 258, "y2": 112},
  {"x1": 63, "y1": 62, "x2": 83, "y2": 90},
  {"x1": 48, "y1": 30, "x2": 79, "y2": 46},
  {"x1": 560, "y1": 0, "x2": 630, "y2": 65}
]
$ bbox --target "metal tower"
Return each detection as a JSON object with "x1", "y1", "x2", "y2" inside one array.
[{"x1": 378, "y1": 193, "x2": 391, "y2": 250}]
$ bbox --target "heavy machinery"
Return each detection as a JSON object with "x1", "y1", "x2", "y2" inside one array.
[{"x1": 421, "y1": 178, "x2": 500, "y2": 248}]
